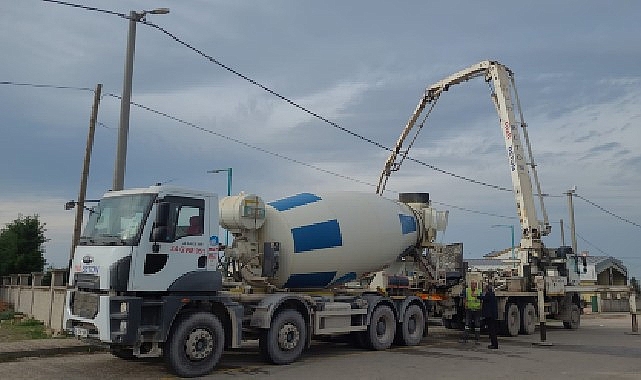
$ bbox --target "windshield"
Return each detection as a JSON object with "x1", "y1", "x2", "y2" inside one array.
[{"x1": 79, "y1": 193, "x2": 155, "y2": 246}]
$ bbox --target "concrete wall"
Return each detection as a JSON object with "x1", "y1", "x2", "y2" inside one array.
[{"x1": 0, "y1": 270, "x2": 68, "y2": 333}]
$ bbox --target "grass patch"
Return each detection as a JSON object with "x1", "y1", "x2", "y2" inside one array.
[{"x1": 0, "y1": 316, "x2": 51, "y2": 341}]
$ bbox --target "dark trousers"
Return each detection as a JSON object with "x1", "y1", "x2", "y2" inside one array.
[
  {"x1": 485, "y1": 317, "x2": 498, "y2": 348},
  {"x1": 463, "y1": 309, "x2": 481, "y2": 342}
]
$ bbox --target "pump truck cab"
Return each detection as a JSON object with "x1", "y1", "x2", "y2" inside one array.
[{"x1": 64, "y1": 185, "x2": 448, "y2": 377}]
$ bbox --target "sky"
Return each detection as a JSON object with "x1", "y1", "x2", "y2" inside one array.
[{"x1": 1, "y1": 1, "x2": 640, "y2": 279}]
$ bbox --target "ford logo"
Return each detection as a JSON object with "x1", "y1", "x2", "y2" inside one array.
[{"x1": 82, "y1": 255, "x2": 94, "y2": 264}]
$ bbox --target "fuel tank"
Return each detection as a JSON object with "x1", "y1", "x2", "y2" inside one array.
[{"x1": 221, "y1": 192, "x2": 422, "y2": 289}]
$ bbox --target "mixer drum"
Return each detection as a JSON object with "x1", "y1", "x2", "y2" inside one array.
[{"x1": 261, "y1": 192, "x2": 420, "y2": 288}]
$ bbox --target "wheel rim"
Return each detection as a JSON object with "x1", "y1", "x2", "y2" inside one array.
[
  {"x1": 507, "y1": 304, "x2": 520, "y2": 335},
  {"x1": 277, "y1": 323, "x2": 300, "y2": 351},
  {"x1": 185, "y1": 328, "x2": 214, "y2": 361},
  {"x1": 407, "y1": 315, "x2": 417, "y2": 334},
  {"x1": 375, "y1": 310, "x2": 393, "y2": 340}
]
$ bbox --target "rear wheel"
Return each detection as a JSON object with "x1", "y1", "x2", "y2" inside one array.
[
  {"x1": 563, "y1": 304, "x2": 580, "y2": 329},
  {"x1": 396, "y1": 304, "x2": 424, "y2": 346},
  {"x1": 520, "y1": 303, "x2": 537, "y2": 335},
  {"x1": 261, "y1": 309, "x2": 307, "y2": 364},
  {"x1": 504, "y1": 303, "x2": 520, "y2": 337},
  {"x1": 367, "y1": 305, "x2": 396, "y2": 350},
  {"x1": 165, "y1": 312, "x2": 224, "y2": 378}
]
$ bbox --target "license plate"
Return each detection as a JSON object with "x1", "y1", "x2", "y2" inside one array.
[{"x1": 74, "y1": 327, "x2": 88, "y2": 338}]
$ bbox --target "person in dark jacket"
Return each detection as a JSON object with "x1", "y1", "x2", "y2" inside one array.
[{"x1": 480, "y1": 283, "x2": 499, "y2": 349}]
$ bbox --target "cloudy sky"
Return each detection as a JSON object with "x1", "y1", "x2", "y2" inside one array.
[{"x1": 1, "y1": 1, "x2": 640, "y2": 279}]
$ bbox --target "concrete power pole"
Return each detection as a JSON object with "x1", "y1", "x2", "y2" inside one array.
[
  {"x1": 112, "y1": 11, "x2": 138, "y2": 192},
  {"x1": 69, "y1": 83, "x2": 102, "y2": 269},
  {"x1": 113, "y1": 8, "x2": 169, "y2": 191},
  {"x1": 566, "y1": 188, "x2": 578, "y2": 255}
]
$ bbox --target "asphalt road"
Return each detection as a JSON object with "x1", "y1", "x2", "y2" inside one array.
[{"x1": 0, "y1": 315, "x2": 639, "y2": 380}]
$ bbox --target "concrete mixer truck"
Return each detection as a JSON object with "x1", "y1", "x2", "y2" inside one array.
[{"x1": 63, "y1": 186, "x2": 447, "y2": 377}]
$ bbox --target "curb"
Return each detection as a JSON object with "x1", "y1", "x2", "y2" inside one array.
[{"x1": 0, "y1": 343, "x2": 108, "y2": 363}]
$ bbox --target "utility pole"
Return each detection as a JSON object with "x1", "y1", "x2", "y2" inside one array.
[
  {"x1": 566, "y1": 188, "x2": 578, "y2": 255},
  {"x1": 69, "y1": 83, "x2": 102, "y2": 270},
  {"x1": 113, "y1": 8, "x2": 169, "y2": 191},
  {"x1": 559, "y1": 219, "x2": 565, "y2": 246}
]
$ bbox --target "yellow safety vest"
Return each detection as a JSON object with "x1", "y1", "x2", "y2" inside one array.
[{"x1": 466, "y1": 288, "x2": 481, "y2": 310}]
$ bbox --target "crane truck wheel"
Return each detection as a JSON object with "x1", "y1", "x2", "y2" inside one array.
[
  {"x1": 520, "y1": 303, "x2": 537, "y2": 335},
  {"x1": 563, "y1": 304, "x2": 581, "y2": 329},
  {"x1": 367, "y1": 305, "x2": 396, "y2": 350},
  {"x1": 261, "y1": 309, "x2": 307, "y2": 365},
  {"x1": 164, "y1": 312, "x2": 225, "y2": 378},
  {"x1": 396, "y1": 304, "x2": 425, "y2": 346},
  {"x1": 504, "y1": 303, "x2": 521, "y2": 337}
]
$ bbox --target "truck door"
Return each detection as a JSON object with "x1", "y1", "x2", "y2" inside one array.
[{"x1": 130, "y1": 196, "x2": 209, "y2": 291}]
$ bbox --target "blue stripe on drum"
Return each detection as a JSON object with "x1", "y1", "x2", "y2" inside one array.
[
  {"x1": 399, "y1": 214, "x2": 417, "y2": 234},
  {"x1": 283, "y1": 271, "x2": 337, "y2": 288},
  {"x1": 330, "y1": 272, "x2": 357, "y2": 286},
  {"x1": 292, "y1": 219, "x2": 342, "y2": 253},
  {"x1": 268, "y1": 193, "x2": 322, "y2": 211}
]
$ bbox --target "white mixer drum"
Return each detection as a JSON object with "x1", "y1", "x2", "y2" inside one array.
[{"x1": 263, "y1": 192, "x2": 420, "y2": 288}]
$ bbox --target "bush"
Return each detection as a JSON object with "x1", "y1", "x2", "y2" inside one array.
[{"x1": 0, "y1": 309, "x2": 15, "y2": 321}]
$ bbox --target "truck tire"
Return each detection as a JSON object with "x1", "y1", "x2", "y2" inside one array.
[
  {"x1": 165, "y1": 312, "x2": 224, "y2": 378},
  {"x1": 520, "y1": 303, "x2": 537, "y2": 335},
  {"x1": 504, "y1": 303, "x2": 520, "y2": 337},
  {"x1": 396, "y1": 304, "x2": 424, "y2": 346},
  {"x1": 367, "y1": 305, "x2": 396, "y2": 350},
  {"x1": 563, "y1": 304, "x2": 580, "y2": 329},
  {"x1": 261, "y1": 309, "x2": 306, "y2": 365}
]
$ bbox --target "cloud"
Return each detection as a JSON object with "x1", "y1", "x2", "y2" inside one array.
[{"x1": 2, "y1": 1, "x2": 641, "y2": 279}]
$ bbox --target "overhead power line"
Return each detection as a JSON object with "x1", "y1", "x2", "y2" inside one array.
[
  {"x1": 0, "y1": 81, "x2": 94, "y2": 92},
  {"x1": 40, "y1": 0, "x2": 512, "y2": 193},
  {"x1": 1, "y1": 79, "x2": 518, "y2": 220},
  {"x1": 575, "y1": 193, "x2": 641, "y2": 229}
]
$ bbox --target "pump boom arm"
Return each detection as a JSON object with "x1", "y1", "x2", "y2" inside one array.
[{"x1": 376, "y1": 60, "x2": 550, "y2": 247}]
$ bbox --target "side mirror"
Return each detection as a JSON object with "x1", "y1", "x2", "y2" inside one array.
[{"x1": 152, "y1": 202, "x2": 170, "y2": 242}]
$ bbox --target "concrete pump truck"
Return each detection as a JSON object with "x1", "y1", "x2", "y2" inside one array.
[{"x1": 375, "y1": 60, "x2": 583, "y2": 336}]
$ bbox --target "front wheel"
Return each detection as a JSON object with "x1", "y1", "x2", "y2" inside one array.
[
  {"x1": 367, "y1": 305, "x2": 396, "y2": 350},
  {"x1": 261, "y1": 309, "x2": 307, "y2": 365},
  {"x1": 563, "y1": 304, "x2": 580, "y2": 329},
  {"x1": 165, "y1": 312, "x2": 225, "y2": 378}
]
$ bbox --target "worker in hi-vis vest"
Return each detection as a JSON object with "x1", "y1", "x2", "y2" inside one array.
[{"x1": 461, "y1": 279, "x2": 482, "y2": 344}]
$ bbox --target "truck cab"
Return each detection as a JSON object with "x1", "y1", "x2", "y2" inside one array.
[{"x1": 64, "y1": 185, "x2": 222, "y2": 342}]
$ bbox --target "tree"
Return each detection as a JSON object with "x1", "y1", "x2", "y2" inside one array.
[{"x1": 0, "y1": 215, "x2": 47, "y2": 276}]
